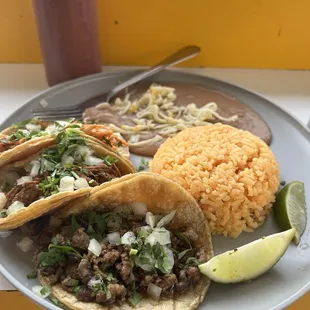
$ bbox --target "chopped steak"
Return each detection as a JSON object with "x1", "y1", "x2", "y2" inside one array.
[
  {"x1": 76, "y1": 285, "x2": 94, "y2": 302},
  {"x1": 87, "y1": 163, "x2": 121, "y2": 184},
  {"x1": 108, "y1": 283, "x2": 127, "y2": 303},
  {"x1": 70, "y1": 228, "x2": 90, "y2": 250},
  {"x1": 78, "y1": 258, "x2": 93, "y2": 284},
  {"x1": 5, "y1": 181, "x2": 41, "y2": 208}
]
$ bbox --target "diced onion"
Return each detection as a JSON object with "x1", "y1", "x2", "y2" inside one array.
[
  {"x1": 107, "y1": 232, "x2": 121, "y2": 245},
  {"x1": 59, "y1": 176, "x2": 75, "y2": 192},
  {"x1": 145, "y1": 212, "x2": 156, "y2": 229},
  {"x1": 74, "y1": 178, "x2": 90, "y2": 189},
  {"x1": 121, "y1": 231, "x2": 136, "y2": 245},
  {"x1": 75, "y1": 145, "x2": 93, "y2": 159},
  {"x1": 88, "y1": 277, "x2": 103, "y2": 288},
  {"x1": 131, "y1": 202, "x2": 147, "y2": 215},
  {"x1": 49, "y1": 216, "x2": 62, "y2": 228},
  {"x1": 0, "y1": 231, "x2": 13, "y2": 238},
  {"x1": 30, "y1": 160, "x2": 41, "y2": 177},
  {"x1": 7, "y1": 201, "x2": 25, "y2": 215},
  {"x1": 16, "y1": 236, "x2": 33, "y2": 252},
  {"x1": 156, "y1": 210, "x2": 176, "y2": 228},
  {"x1": 61, "y1": 155, "x2": 74, "y2": 165},
  {"x1": 88, "y1": 239, "x2": 102, "y2": 257},
  {"x1": 17, "y1": 176, "x2": 33, "y2": 185},
  {"x1": 85, "y1": 155, "x2": 104, "y2": 166},
  {"x1": 0, "y1": 193, "x2": 7, "y2": 210},
  {"x1": 147, "y1": 283, "x2": 162, "y2": 301},
  {"x1": 146, "y1": 228, "x2": 171, "y2": 246},
  {"x1": 25, "y1": 123, "x2": 41, "y2": 132},
  {"x1": 45, "y1": 125, "x2": 57, "y2": 135},
  {"x1": 32, "y1": 285, "x2": 50, "y2": 299}
]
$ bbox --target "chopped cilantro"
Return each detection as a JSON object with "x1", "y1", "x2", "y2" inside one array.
[
  {"x1": 38, "y1": 244, "x2": 82, "y2": 267},
  {"x1": 40, "y1": 285, "x2": 51, "y2": 296},
  {"x1": 2, "y1": 181, "x2": 11, "y2": 193},
  {"x1": 137, "y1": 158, "x2": 149, "y2": 172},
  {"x1": 71, "y1": 216, "x2": 80, "y2": 233},
  {"x1": 128, "y1": 291, "x2": 143, "y2": 306},
  {"x1": 0, "y1": 211, "x2": 7, "y2": 218},
  {"x1": 102, "y1": 155, "x2": 118, "y2": 166},
  {"x1": 26, "y1": 270, "x2": 37, "y2": 279},
  {"x1": 49, "y1": 296, "x2": 68, "y2": 309}
]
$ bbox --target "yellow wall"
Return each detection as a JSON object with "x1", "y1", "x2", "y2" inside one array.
[{"x1": 0, "y1": 0, "x2": 310, "y2": 69}]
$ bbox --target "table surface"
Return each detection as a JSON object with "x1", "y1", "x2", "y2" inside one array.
[{"x1": 0, "y1": 64, "x2": 309, "y2": 309}]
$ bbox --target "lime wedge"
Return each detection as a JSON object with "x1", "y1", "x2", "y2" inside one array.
[
  {"x1": 198, "y1": 228, "x2": 295, "y2": 283},
  {"x1": 273, "y1": 181, "x2": 307, "y2": 244}
]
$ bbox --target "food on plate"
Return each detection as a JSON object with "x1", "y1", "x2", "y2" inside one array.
[
  {"x1": 273, "y1": 181, "x2": 307, "y2": 244},
  {"x1": 199, "y1": 228, "x2": 295, "y2": 283},
  {"x1": 150, "y1": 124, "x2": 280, "y2": 238},
  {"x1": 0, "y1": 128, "x2": 136, "y2": 230},
  {"x1": 83, "y1": 82, "x2": 272, "y2": 156},
  {"x1": 0, "y1": 118, "x2": 130, "y2": 165},
  {"x1": 28, "y1": 172, "x2": 213, "y2": 309}
]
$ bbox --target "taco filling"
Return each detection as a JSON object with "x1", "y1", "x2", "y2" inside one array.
[
  {"x1": 0, "y1": 130, "x2": 121, "y2": 218},
  {"x1": 0, "y1": 118, "x2": 128, "y2": 155},
  {"x1": 31, "y1": 209, "x2": 204, "y2": 306}
]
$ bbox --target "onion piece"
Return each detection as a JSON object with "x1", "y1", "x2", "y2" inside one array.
[
  {"x1": 30, "y1": 160, "x2": 41, "y2": 177},
  {"x1": 88, "y1": 277, "x2": 103, "y2": 288},
  {"x1": 75, "y1": 145, "x2": 92, "y2": 159},
  {"x1": 49, "y1": 216, "x2": 62, "y2": 228},
  {"x1": 147, "y1": 283, "x2": 162, "y2": 301},
  {"x1": 61, "y1": 155, "x2": 74, "y2": 165},
  {"x1": 17, "y1": 176, "x2": 33, "y2": 185},
  {"x1": 25, "y1": 123, "x2": 41, "y2": 132},
  {"x1": 7, "y1": 201, "x2": 25, "y2": 215},
  {"x1": 121, "y1": 231, "x2": 136, "y2": 246},
  {"x1": 131, "y1": 202, "x2": 147, "y2": 215},
  {"x1": 85, "y1": 155, "x2": 104, "y2": 166},
  {"x1": 145, "y1": 212, "x2": 156, "y2": 229},
  {"x1": 0, "y1": 193, "x2": 7, "y2": 210},
  {"x1": 146, "y1": 228, "x2": 171, "y2": 246},
  {"x1": 74, "y1": 178, "x2": 90, "y2": 189},
  {"x1": 107, "y1": 232, "x2": 121, "y2": 245},
  {"x1": 88, "y1": 239, "x2": 102, "y2": 257},
  {"x1": 156, "y1": 210, "x2": 176, "y2": 228},
  {"x1": 0, "y1": 231, "x2": 13, "y2": 238},
  {"x1": 16, "y1": 237, "x2": 33, "y2": 252},
  {"x1": 32, "y1": 285, "x2": 50, "y2": 299},
  {"x1": 59, "y1": 176, "x2": 75, "y2": 192}
]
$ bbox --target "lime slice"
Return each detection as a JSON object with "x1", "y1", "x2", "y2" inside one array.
[
  {"x1": 198, "y1": 228, "x2": 295, "y2": 283},
  {"x1": 273, "y1": 181, "x2": 307, "y2": 244}
]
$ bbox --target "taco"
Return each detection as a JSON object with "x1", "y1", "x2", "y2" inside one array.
[
  {"x1": 0, "y1": 118, "x2": 130, "y2": 167},
  {"x1": 30, "y1": 172, "x2": 213, "y2": 310},
  {"x1": 0, "y1": 128, "x2": 136, "y2": 230}
]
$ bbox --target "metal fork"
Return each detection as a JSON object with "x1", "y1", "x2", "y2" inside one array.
[{"x1": 31, "y1": 45, "x2": 201, "y2": 120}]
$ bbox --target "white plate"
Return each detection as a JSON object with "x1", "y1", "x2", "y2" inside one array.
[{"x1": 0, "y1": 70, "x2": 309, "y2": 310}]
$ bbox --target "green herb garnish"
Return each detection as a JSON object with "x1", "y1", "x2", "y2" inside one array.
[
  {"x1": 137, "y1": 158, "x2": 149, "y2": 172},
  {"x1": 40, "y1": 285, "x2": 51, "y2": 296},
  {"x1": 26, "y1": 270, "x2": 37, "y2": 279},
  {"x1": 128, "y1": 291, "x2": 143, "y2": 306},
  {"x1": 37, "y1": 244, "x2": 82, "y2": 267}
]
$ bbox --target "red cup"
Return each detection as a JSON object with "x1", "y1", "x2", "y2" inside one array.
[{"x1": 32, "y1": 0, "x2": 102, "y2": 86}]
